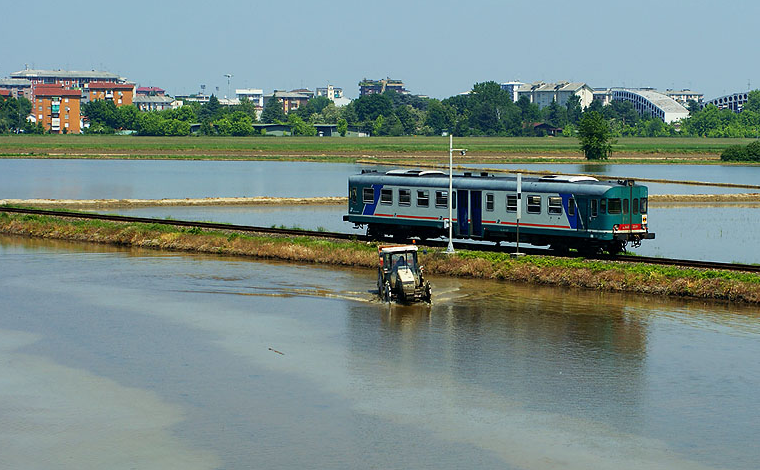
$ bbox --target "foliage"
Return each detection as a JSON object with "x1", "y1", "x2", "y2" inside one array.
[
  {"x1": 578, "y1": 111, "x2": 614, "y2": 160},
  {"x1": 287, "y1": 113, "x2": 317, "y2": 136},
  {"x1": 216, "y1": 111, "x2": 254, "y2": 136},
  {"x1": 720, "y1": 140, "x2": 760, "y2": 161},
  {"x1": 260, "y1": 96, "x2": 286, "y2": 124},
  {"x1": 0, "y1": 96, "x2": 33, "y2": 133},
  {"x1": 337, "y1": 118, "x2": 348, "y2": 136}
]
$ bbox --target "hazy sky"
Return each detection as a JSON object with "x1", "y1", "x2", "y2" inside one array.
[{"x1": 4, "y1": 0, "x2": 757, "y2": 100}]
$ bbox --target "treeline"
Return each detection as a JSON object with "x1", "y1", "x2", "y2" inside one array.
[
  {"x1": 721, "y1": 141, "x2": 760, "y2": 162},
  {"x1": 0, "y1": 96, "x2": 45, "y2": 134}
]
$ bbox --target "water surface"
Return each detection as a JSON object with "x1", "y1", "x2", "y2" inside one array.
[{"x1": 1, "y1": 236, "x2": 758, "y2": 469}]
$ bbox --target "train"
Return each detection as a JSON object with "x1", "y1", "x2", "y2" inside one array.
[{"x1": 343, "y1": 168, "x2": 655, "y2": 254}]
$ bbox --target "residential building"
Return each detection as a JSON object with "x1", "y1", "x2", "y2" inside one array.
[
  {"x1": 592, "y1": 88, "x2": 614, "y2": 106},
  {"x1": 662, "y1": 89, "x2": 703, "y2": 106},
  {"x1": 85, "y1": 81, "x2": 135, "y2": 107},
  {"x1": 0, "y1": 78, "x2": 33, "y2": 100},
  {"x1": 32, "y1": 84, "x2": 82, "y2": 133},
  {"x1": 611, "y1": 89, "x2": 689, "y2": 124},
  {"x1": 500, "y1": 81, "x2": 525, "y2": 102},
  {"x1": 133, "y1": 94, "x2": 176, "y2": 112},
  {"x1": 517, "y1": 82, "x2": 594, "y2": 109},
  {"x1": 316, "y1": 85, "x2": 343, "y2": 101},
  {"x1": 236, "y1": 88, "x2": 264, "y2": 108},
  {"x1": 359, "y1": 78, "x2": 408, "y2": 96},
  {"x1": 290, "y1": 88, "x2": 314, "y2": 98},
  {"x1": 175, "y1": 94, "x2": 211, "y2": 104},
  {"x1": 263, "y1": 90, "x2": 311, "y2": 114},
  {"x1": 703, "y1": 91, "x2": 749, "y2": 113},
  {"x1": 11, "y1": 68, "x2": 121, "y2": 88},
  {"x1": 136, "y1": 86, "x2": 166, "y2": 96}
]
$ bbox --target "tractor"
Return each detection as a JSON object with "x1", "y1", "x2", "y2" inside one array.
[{"x1": 376, "y1": 245, "x2": 432, "y2": 303}]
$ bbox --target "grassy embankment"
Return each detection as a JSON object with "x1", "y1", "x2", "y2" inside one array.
[
  {"x1": 1, "y1": 135, "x2": 758, "y2": 164},
  {"x1": 2, "y1": 210, "x2": 759, "y2": 304}
]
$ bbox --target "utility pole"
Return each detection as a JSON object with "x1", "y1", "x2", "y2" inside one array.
[{"x1": 446, "y1": 135, "x2": 467, "y2": 254}]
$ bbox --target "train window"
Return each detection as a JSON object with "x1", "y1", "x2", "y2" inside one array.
[
  {"x1": 608, "y1": 198, "x2": 621, "y2": 214},
  {"x1": 548, "y1": 197, "x2": 562, "y2": 215},
  {"x1": 453, "y1": 192, "x2": 456, "y2": 209},
  {"x1": 362, "y1": 187, "x2": 375, "y2": 204},
  {"x1": 350, "y1": 187, "x2": 357, "y2": 203},
  {"x1": 591, "y1": 199, "x2": 598, "y2": 217},
  {"x1": 568, "y1": 198, "x2": 575, "y2": 217},
  {"x1": 506, "y1": 195, "x2": 517, "y2": 212},
  {"x1": 623, "y1": 198, "x2": 629, "y2": 214},
  {"x1": 486, "y1": 193, "x2": 494, "y2": 211},
  {"x1": 527, "y1": 195, "x2": 541, "y2": 214},
  {"x1": 633, "y1": 198, "x2": 639, "y2": 214},
  {"x1": 640, "y1": 198, "x2": 648, "y2": 214},
  {"x1": 380, "y1": 188, "x2": 393, "y2": 205},
  {"x1": 435, "y1": 190, "x2": 448, "y2": 208},
  {"x1": 600, "y1": 198, "x2": 607, "y2": 214},
  {"x1": 417, "y1": 190, "x2": 429, "y2": 207},
  {"x1": 399, "y1": 189, "x2": 411, "y2": 206}
]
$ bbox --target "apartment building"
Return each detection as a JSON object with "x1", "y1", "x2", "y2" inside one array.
[
  {"x1": 236, "y1": 88, "x2": 264, "y2": 108},
  {"x1": 11, "y1": 68, "x2": 121, "y2": 88},
  {"x1": 85, "y1": 81, "x2": 135, "y2": 106},
  {"x1": 32, "y1": 85, "x2": 82, "y2": 133},
  {"x1": 517, "y1": 82, "x2": 594, "y2": 109},
  {"x1": 263, "y1": 90, "x2": 311, "y2": 114},
  {"x1": 358, "y1": 78, "x2": 408, "y2": 96},
  {"x1": 0, "y1": 78, "x2": 33, "y2": 100}
]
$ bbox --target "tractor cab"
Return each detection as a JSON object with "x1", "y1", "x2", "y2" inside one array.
[{"x1": 377, "y1": 245, "x2": 432, "y2": 303}]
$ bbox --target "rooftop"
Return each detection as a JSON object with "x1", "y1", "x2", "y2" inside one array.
[
  {"x1": 86, "y1": 81, "x2": 135, "y2": 90},
  {"x1": 11, "y1": 69, "x2": 121, "y2": 80},
  {"x1": 33, "y1": 85, "x2": 83, "y2": 97},
  {"x1": 616, "y1": 89, "x2": 689, "y2": 114}
]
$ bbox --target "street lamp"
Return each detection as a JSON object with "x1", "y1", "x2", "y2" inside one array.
[
  {"x1": 446, "y1": 134, "x2": 467, "y2": 254},
  {"x1": 224, "y1": 73, "x2": 233, "y2": 99}
]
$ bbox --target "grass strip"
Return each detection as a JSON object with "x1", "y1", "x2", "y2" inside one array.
[{"x1": 2, "y1": 211, "x2": 759, "y2": 304}]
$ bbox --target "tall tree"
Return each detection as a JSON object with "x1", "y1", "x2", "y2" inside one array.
[
  {"x1": 260, "y1": 96, "x2": 287, "y2": 123},
  {"x1": 578, "y1": 111, "x2": 614, "y2": 160}
]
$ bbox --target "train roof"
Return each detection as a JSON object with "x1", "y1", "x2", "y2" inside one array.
[{"x1": 350, "y1": 169, "x2": 644, "y2": 195}]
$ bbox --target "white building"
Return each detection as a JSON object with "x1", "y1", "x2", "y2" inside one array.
[
  {"x1": 611, "y1": 89, "x2": 689, "y2": 124},
  {"x1": 500, "y1": 81, "x2": 525, "y2": 102},
  {"x1": 235, "y1": 88, "x2": 264, "y2": 108},
  {"x1": 703, "y1": 91, "x2": 749, "y2": 113},
  {"x1": 517, "y1": 81, "x2": 594, "y2": 109}
]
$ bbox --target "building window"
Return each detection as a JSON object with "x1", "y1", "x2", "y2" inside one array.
[
  {"x1": 362, "y1": 187, "x2": 375, "y2": 204},
  {"x1": 417, "y1": 190, "x2": 429, "y2": 207},
  {"x1": 380, "y1": 188, "x2": 393, "y2": 205},
  {"x1": 527, "y1": 195, "x2": 541, "y2": 214},
  {"x1": 548, "y1": 197, "x2": 563, "y2": 215},
  {"x1": 398, "y1": 189, "x2": 411, "y2": 206}
]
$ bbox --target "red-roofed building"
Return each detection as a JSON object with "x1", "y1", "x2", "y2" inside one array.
[
  {"x1": 33, "y1": 85, "x2": 82, "y2": 133},
  {"x1": 136, "y1": 86, "x2": 165, "y2": 96},
  {"x1": 86, "y1": 81, "x2": 135, "y2": 107},
  {"x1": 0, "y1": 90, "x2": 11, "y2": 97}
]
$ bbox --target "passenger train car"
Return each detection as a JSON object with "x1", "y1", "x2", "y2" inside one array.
[{"x1": 343, "y1": 169, "x2": 655, "y2": 254}]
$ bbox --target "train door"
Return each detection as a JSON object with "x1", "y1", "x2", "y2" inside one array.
[
  {"x1": 457, "y1": 190, "x2": 469, "y2": 235},
  {"x1": 470, "y1": 191, "x2": 483, "y2": 237},
  {"x1": 576, "y1": 197, "x2": 589, "y2": 232}
]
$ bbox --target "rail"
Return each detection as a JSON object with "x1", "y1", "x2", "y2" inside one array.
[{"x1": 2, "y1": 206, "x2": 759, "y2": 274}]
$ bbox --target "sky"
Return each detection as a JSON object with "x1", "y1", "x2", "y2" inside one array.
[{"x1": 3, "y1": 0, "x2": 758, "y2": 101}]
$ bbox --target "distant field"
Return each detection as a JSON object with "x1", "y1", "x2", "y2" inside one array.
[{"x1": 0, "y1": 135, "x2": 754, "y2": 161}]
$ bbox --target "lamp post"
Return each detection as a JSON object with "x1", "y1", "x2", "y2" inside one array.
[{"x1": 446, "y1": 134, "x2": 467, "y2": 254}]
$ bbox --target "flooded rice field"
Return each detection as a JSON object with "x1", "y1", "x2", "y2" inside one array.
[
  {"x1": 1, "y1": 159, "x2": 759, "y2": 199},
  {"x1": 1, "y1": 235, "x2": 759, "y2": 469}
]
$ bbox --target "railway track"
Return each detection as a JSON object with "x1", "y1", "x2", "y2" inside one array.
[{"x1": 3, "y1": 206, "x2": 759, "y2": 274}]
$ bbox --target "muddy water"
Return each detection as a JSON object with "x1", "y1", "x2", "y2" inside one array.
[{"x1": 1, "y1": 235, "x2": 758, "y2": 469}]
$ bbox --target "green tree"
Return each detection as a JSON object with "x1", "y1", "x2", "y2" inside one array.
[
  {"x1": 353, "y1": 93, "x2": 393, "y2": 122},
  {"x1": 82, "y1": 99, "x2": 119, "y2": 130},
  {"x1": 117, "y1": 105, "x2": 139, "y2": 130},
  {"x1": 378, "y1": 113, "x2": 404, "y2": 136},
  {"x1": 260, "y1": 96, "x2": 287, "y2": 123},
  {"x1": 198, "y1": 95, "x2": 223, "y2": 122},
  {"x1": 544, "y1": 99, "x2": 567, "y2": 128},
  {"x1": 337, "y1": 118, "x2": 348, "y2": 136},
  {"x1": 744, "y1": 90, "x2": 760, "y2": 114},
  {"x1": 565, "y1": 95, "x2": 582, "y2": 124},
  {"x1": 425, "y1": 100, "x2": 455, "y2": 135},
  {"x1": 287, "y1": 113, "x2": 316, "y2": 136},
  {"x1": 578, "y1": 111, "x2": 614, "y2": 160}
]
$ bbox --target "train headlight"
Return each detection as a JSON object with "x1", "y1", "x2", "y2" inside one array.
[{"x1": 613, "y1": 224, "x2": 619, "y2": 232}]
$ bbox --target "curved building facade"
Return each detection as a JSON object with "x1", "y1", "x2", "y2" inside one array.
[
  {"x1": 612, "y1": 89, "x2": 689, "y2": 124},
  {"x1": 704, "y1": 92, "x2": 749, "y2": 113}
]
